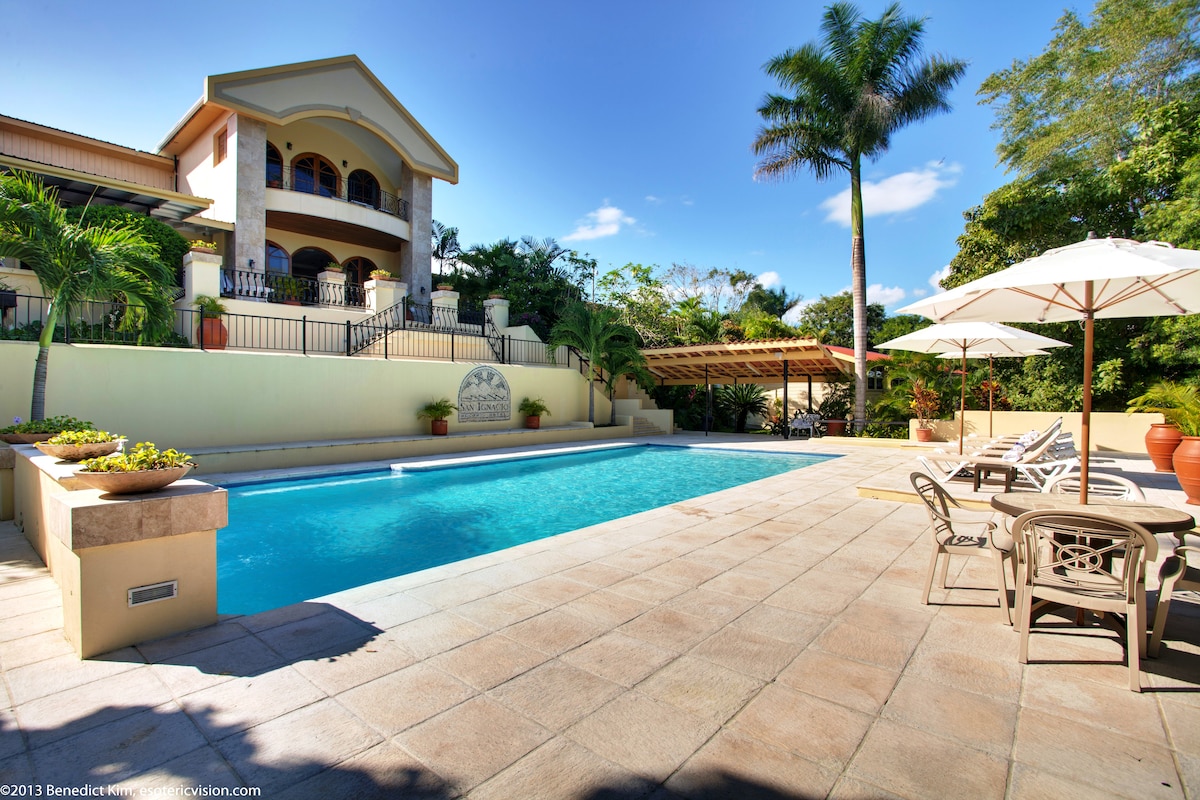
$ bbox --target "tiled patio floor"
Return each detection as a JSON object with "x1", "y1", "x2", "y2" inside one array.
[{"x1": 1, "y1": 434, "x2": 1198, "y2": 798}]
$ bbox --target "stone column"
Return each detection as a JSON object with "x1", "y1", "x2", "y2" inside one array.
[
  {"x1": 366, "y1": 278, "x2": 407, "y2": 315},
  {"x1": 232, "y1": 115, "x2": 267, "y2": 275},
  {"x1": 398, "y1": 162, "x2": 432, "y2": 300},
  {"x1": 484, "y1": 297, "x2": 510, "y2": 330}
]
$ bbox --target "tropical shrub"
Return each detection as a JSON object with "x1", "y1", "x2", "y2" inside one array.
[
  {"x1": 417, "y1": 399, "x2": 457, "y2": 421},
  {"x1": 46, "y1": 429, "x2": 122, "y2": 445},
  {"x1": 1, "y1": 415, "x2": 93, "y2": 434},
  {"x1": 80, "y1": 442, "x2": 195, "y2": 472}
]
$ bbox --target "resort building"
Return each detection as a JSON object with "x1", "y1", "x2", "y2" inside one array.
[{"x1": 0, "y1": 55, "x2": 457, "y2": 307}]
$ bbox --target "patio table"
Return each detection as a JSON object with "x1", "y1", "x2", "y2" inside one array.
[{"x1": 989, "y1": 494, "x2": 1196, "y2": 541}]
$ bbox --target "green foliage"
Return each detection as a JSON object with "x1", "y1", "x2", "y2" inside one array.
[
  {"x1": 548, "y1": 302, "x2": 640, "y2": 423},
  {"x1": 908, "y1": 380, "x2": 941, "y2": 427},
  {"x1": 63, "y1": 204, "x2": 190, "y2": 273},
  {"x1": 875, "y1": 314, "x2": 932, "y2": 345},
  {"x1": 596, "y1": 263, "x2": 676, "y2": 347},
  {"x1": 1128, "y1": 381, "x2": 1200, "y2": 436},
  {"x1": 1, "y1": 415, "x2": 93, "y2": 434},
  {"x1": 417, "y1": 399, "x2": 457, "y2": 421},
  {"x1": 0, "y1": 317, "x2": 190, "y2": 348},
  {"x1": 370, "y1": 269, "x2": 393, "y2": 279},
  {"x1": 979, "y1": 0, "x2": 1199, "y2": 178},
  {"x1": 796, "y1": 292, "x2": 885, "y2": 347},
  {"x1": 716, "y1": 384, "x2": 770, "y2": 433},
  {"x1": 189, "y1": 240, "x2": 217, "y2": 252},
  {"x1": 854, "y1": 422, "x2": 910, "y2": 439},
  {"x1": 80, "y1": 441, "x2": 195, "y2": 472},
  {"x1": 194, "y1": 294, "x2": 226, "y2": 319},
  {"x1": 817, "y1": 377, "x2": 854, "y2": 420},
  {"x1": 518, "y1": 397, "x2": 550, "y2": 417},
  {"x1": 47, "y1": 429, "x2": 122, "y2": 444}
]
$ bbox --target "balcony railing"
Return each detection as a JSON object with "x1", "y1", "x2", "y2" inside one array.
[
  {"x1": 266, "y1": 166, "x2": 411, "y2": 221},
  {"x1": 220, "y1": 269, "x2": 367, "y2": 309}
]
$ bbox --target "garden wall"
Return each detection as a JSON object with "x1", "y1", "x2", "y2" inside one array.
[
  {"x1": 915, "y1": 410, "x2": 1165, "y2": 453},
  {"x1": 0, "y1": 340, "x2": 609, "y2": 450}
]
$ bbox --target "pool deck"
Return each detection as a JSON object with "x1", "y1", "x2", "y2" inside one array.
[{"x1": 1, "y1": 433, "x2": 1198, "y2": 798}]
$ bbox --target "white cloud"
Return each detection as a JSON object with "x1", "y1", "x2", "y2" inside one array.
[
  {"x1": 563, "y1": 205, "x2": 636, "y2": 242},
  {"x1": 867, "y1": 284, "x2": 907, "y2": 307},
  {"x1": 820, "y1": 162, "x2": 961, "y2": 226},
  {"x1": 757, "y1": 270, "x2": 782, "y2": 289},
  {"x1": 681, "y1": 196, "x2": 694, "y2": 207},
  {"x1": 783, "y1": 298, "x2": 815, "y2": 325},
  {"x1": 911, "y1": 288, "x2": 929, "y2": 298},
  {"x1": 645, "y1": 195, "x2": 663, "y2": 205},
  {"x1": 928, "y1": 264, "x2": 951, "y2": 292}
]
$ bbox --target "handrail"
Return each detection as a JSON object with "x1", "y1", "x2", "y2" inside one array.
[
  {"x1": 221, "y1": 269, "x2": 366, "y2": 309},
  {"x1": 267, "y1": 166, "x2": 410, "y2": 221}
]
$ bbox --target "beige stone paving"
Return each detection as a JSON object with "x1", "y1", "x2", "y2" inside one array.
[{"x1": 1, "y1": 433, "x2": 1198, "y2": 798}]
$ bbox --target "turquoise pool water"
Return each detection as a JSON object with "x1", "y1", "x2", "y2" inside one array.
[{"x1": 218, "y1": 445, "x2": 834, "y2": 614}]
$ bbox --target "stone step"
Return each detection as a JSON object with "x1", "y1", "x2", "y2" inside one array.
[{"x1": 631, "y1": 417, "x2": 665, "y2": 437}]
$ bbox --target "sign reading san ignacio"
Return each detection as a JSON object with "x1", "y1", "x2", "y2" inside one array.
[{"x1": 458, "y1": 366, "x2": 511, "y2": 422}]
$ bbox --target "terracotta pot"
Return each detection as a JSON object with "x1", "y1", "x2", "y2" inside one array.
[
  {"x1": 915, "y1": 427, "x2": 933, "y2": 443},
  {"x1": 825, "y1": 419, "x2": 847, "y2": 436},
  {"x1": 431, "y1": 419, "x2": 448, "y2": 436},
  {"x1": 1146, "y1": 423, "x2": 1183, "y2": 473},
  {"x1": 0, "y1": 433, "x2": 55, "y2": 445},
  {"x1": 525, "y1": 415, "x2": 541, "y2": 430},
  {"x1": 1172, "y1": 436, "x2": 1200, "y2": 505},
  {"x1": 35, "y1": 440, "x2": 123, "y2": 461},
  {"x1": 198, "y1": 318, "x2": 228, "y2": 350},
  {"x1": 74, "y1": 465, "x2": 193, "y2": 495}
]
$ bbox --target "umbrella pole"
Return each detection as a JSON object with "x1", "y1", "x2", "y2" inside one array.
[
  {"x1": 959, "y1": 346, "x2": 967, "y2": 455},
  {"x1": 988, "y1": 356, "x2": 994, "y2": 438},
  {"x1": 1080, "y1": 283, "x2": 1094, "y2": 504}
]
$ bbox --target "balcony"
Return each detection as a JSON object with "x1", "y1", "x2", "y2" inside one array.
[
  {"x1": 221, "y1": 268, "x2": 367, "y2": 309},
  {"x1": 267, "y1": 166, "x2": 410, "y2": 220}
]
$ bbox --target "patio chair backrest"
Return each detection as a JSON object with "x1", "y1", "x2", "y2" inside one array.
[
  {"x1": 1014, "y1": 510, "x2": 1157, "y2": 602},
  {"x1": 1042, "y1": 473, "x2": 1146, "y2": 501},
  {"x1": 910, "y1": 472, "x2": 969, "y2": 544}
]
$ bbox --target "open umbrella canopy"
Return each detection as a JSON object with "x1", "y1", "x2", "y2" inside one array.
[
  {"x1": 937, "y1": 349, "x2": 1051, "y2": 438},
  {"x1": 876, "y1": 322, "x2": 1069, "y2": 453},
  {"x1": 898, "y1": 236, "x2": 1200, "y2": 499}
]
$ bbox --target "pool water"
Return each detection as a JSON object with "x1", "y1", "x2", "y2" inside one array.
[{"x1": 218, "y1": 445, "x2": 834, "y2": 614}]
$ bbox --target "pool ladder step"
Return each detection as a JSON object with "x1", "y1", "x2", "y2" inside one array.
[{"x1": 631, "y1": 416, "x2": 665, "y2": 437}]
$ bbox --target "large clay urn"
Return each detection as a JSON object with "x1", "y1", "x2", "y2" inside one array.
[
  {"x1": 825, "y1": 419, "x2": 847, "y2": 436},
  {"x1": 1172, "y1": 436, "x2": 1200, "y2": 505},
  {"x1": 198, "y1": 318, "x2": 228, "y2": 350},
  {"x1": 1145, "y1": 423, "x2": 1183, "y2": 472}
]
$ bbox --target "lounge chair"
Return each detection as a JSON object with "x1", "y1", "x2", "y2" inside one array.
[
  {"x1": 919, "y1": 429, "x2": 1080, "y2": 491},
  {"x1": 1150, "y1": 534, "x2": 1199, "y2": 657}
]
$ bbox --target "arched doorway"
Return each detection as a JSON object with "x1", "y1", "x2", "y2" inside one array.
[
  {"x1": 266, "y1": 143, "x2": 283, "y2": 187},
  {"x1": 347, "y1": 170, "x2": 380, "y2": 209},
  {"x1": 291, "y1": 154, "x2": 340, "y2": 198},
  {"x1": 292, "y1": 247, "x2": 335, "y2": 282},
  {"x1": 341, "y1": 256, "x2": 377, "y2": 286}
]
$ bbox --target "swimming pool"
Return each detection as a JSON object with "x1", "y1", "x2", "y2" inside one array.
[{"x1": 218, "y1": 444, "x2": 834, "y2": 614}]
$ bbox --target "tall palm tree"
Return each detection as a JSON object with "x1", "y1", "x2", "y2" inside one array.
[
  {"x1": 598, "y1": 339, "x2": 652, "y2": 426},
  {"x1": 548, "y1": 302, "x2": 638, "y2": 424},
  {"x1": 753, "y1": 2, "x2": 965, "y2": 429},
  {"x1": 0, "y1": 171, "x2": 176, "y2": 419},
  {"x1": 431, "y1": 220, "x2": 461, "y2": 278}
]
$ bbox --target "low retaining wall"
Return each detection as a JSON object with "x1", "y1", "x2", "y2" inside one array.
[{"x1": 912, "y1": 410, "x2": 1165, "y2": 453}]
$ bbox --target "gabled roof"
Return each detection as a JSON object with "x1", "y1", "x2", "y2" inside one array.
[
  {"x1": 639, "y1": 339, "x2": 860, "y2": 385},
  {"x1": 157, "y1": 56, "x2": 458, "y2": 184}
]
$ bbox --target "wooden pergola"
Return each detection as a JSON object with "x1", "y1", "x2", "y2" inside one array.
[{"x1": 638, "y1": 339, "x2": 857, "y2": 430}]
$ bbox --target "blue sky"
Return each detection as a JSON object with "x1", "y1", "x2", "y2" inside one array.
[{"x1": 2, "y1": 0, "x2": 1071, "y2": 316}]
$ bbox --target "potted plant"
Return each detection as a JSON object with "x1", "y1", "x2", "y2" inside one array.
[
  {"x1": 35, "y1": 429, "x2": 125, "y2": 461},
  {"x1": 194, "y1": 294, "x2": 229, "y2": 350},
  {"x1": 436, "y1": 283, "x2": 454, "y2": 291},
  {"x1": 324, "y1": 261, "x2": 344, "y2": 274},
  {"x1": 370, "y1": 269, "x2": 394, "y2": 281},
  {"x1": 817, "y1": 382, "x2": 853, "y2": 436},
  {"x1": 274, "y1": 275, "x2": 304, "y2": 305},
  {"x1": 76, "y1": 441, "x2": 196, "y2": 495},
  {"x1": 1128, "y1": 381, "x2": 1193, "y2": 472},
  {"x1": 417, "y1": 398, "x2": 457, "y2": 435},
  {"x1": 518, "y1": 397, "x2": 550, "y2": 429},
  {"x1": 909, "y1": 380, "x2": 941, "y2": 443},
  {"x1": 0, "y1": 415, "x2": 94, "y2": 445},
  {"x1": 189, "y1": 240, "x2": 217, "y2": 254}
]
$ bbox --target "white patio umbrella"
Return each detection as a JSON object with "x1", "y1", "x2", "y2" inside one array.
[
  {"x1": 876, "y1": 321, "x2": 1069, "y2": 454},
  {"x1": 937, "y1": 348, "x2": 1050, "y2": 438},
  {"x1": 898, "y1": 235, "x2": 1200, "y2": 499}
]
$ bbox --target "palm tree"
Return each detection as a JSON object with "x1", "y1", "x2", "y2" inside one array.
[
  {"x1": 598, "y1": 340, "x2": 652, "y2": 426},
  {"x1": 548, "y1": 302, "x2": 638, "y2": 424},
  {"x1": 0, "y1": 171, "x2": 176, "y2": 419},
  {"x1": 431, "y1": 220, "x2": 461, "y2": 278},
  {"x1": 753, "y1": 2, "x2": 965, "y2": 430},
  {"x1": 716, "y1": 383, "x2": 770, "y2": 433}
]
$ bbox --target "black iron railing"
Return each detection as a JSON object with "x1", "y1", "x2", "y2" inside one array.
[
  {"x1": 0, "y1": 293, "x2": 579, "y2": 369},
  {"x1": 267, "y1": 166, "x2": 410, "y2": 221},
  {"x1": 221, "y1": 269, "x2": 366, "y2": 309}
]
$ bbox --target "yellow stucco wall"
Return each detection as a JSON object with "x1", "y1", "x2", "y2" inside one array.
[
  {"x1": 177, "y1": 110, "x2": 238, "y2": 223},
  {"x1": 0, "y1": 341, "x2": 606, "y2": 450},
  {"x1": 266, "y1": 228, "x2": 400, "y2": 276},
  {"x1": 916, "y1": 410, "x2": 1165, "y2": 453},
  {"x1": 264, "y1": 120, "x2": 400, "y2": 199}
]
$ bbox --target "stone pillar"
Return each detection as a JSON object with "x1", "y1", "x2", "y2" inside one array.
[
  {"x1": 232, "y1": 115, "x2": 267, "y2": 275},
  {"x1": 366, "y1": 278, "x2": 407, "y2": 314},
  {"x1": 484, "y1": 297, "x2": 510, "y2": 330},
  {"x1": 181, "y1": 250, "x2": 224, "y2": 306},
  {"x1": 398, "y1": 163, "x2": 432, "y2": 300}
]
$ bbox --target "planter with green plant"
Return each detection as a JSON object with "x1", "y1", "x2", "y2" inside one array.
[
  {"x1": 817, "y1": 381, "x2": 853, "y2": 436},
  {"x1": 909, "y1": 380, "x2": 941, "y2": 443},
  {"x1": 76, "y1": 442, "x2": 196, "y2": 494},
  {"x1": 518, "y1": 397, "x2": 550, "y2": 429},
  {"x1": 324, "y1": 262, "x2": 344, "y2": 274},
  {"x1": 0, "y1": 415, "x2": 94, "y2": 445},
  {"x1": 369, "y1": 269, "x2": 394, "y2": 281},
  {"x1": 194, "y1": 294, "x2": 229, "y2": 350},
  {"x1": 189, "y1": 240, "x2": 217, "y2": 254},
  {"x1": 417, "y1": 399, "x2": 457, "y2": 435},
  {"x1": 436, "y1": 283, "x2": 454, "y2": 292},
  {"x1": 1127, "y1": 381, "x2": 1197, "y2": 473},
  {"x1": 271, "y1": 275, "x2": 304, "y2": 305},
  {"x1": 35, "y1": 429, "x2": 125, "y2": 461}
]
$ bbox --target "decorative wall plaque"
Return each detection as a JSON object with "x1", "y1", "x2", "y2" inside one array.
[{"x1": 458, "y1": 365, "x2": 512, "y2": 422}]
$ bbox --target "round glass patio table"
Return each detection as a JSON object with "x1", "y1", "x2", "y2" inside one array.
[{"x1": 989, "y1": 494, "x2": 1196, "y2": 538}]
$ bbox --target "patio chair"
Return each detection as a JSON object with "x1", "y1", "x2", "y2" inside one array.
[
  {"x1": 789, "y1": 412, "x2": 822, "y2": 439},
  {"x1": 1149, "y1": 535, "x2": 1199, "y2": 657},
  {"x1": 1012, "y1": 509, "x2": 1157, "y2": 692},
  {"x1": 1042, "y1": 472, "x2": 1146, "y2": 501},
  {"x1": 910, "y1": 472, "x2": 1017, "y2": 624}
]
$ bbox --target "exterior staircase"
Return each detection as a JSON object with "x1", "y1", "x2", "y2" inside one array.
[{"x1": 631, "y1": 416, "x2": 666, "y2": 437}]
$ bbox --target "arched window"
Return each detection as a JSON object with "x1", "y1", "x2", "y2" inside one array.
[
  {"x1": 342, "y1": 256, "x2": 377, "y2": 285},
  {"x1": 292, "y1": 247, "x2": 336, "y2": 282},
  {"x1": 347, "y1": 170, "x2": 380, "y2": 209},
  {"x1": 867, "y1": 368, "x2": 886, "y2": 391},
  {"x1": 266, "y1": 143, "x2": 283, "y2": 187},
  {"x1": 291, "y1": 154, "x2": 340, "y2": 198},
  {"x1": 265, "y1": 241, "x2": 289, "y2": 274}
]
